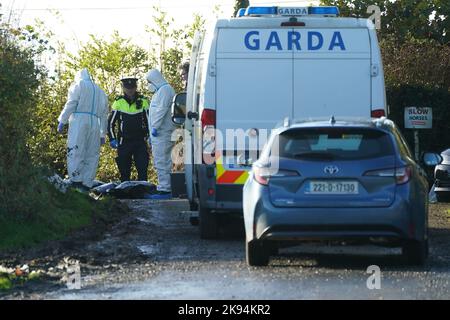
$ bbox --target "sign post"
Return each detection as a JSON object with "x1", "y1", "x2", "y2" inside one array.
[{"x1": 404, "y1": 107, "x2": 432, "y2": 161}]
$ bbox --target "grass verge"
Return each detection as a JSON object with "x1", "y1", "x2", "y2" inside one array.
[{"x1": 0, "y1": 186, "x2": 116, "y2": 252}]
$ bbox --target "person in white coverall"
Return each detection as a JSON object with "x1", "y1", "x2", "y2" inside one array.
[
  {"x1": 146, "y1": 69, "x2": 176, "y2": 199},
  {"x1": 57, "y1": 68, "x2": 109, "y2": 190}
]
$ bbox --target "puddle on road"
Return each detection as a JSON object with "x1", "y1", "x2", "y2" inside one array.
[
  {"x1": 136, "y1": 217, "x2": 152, "y2": 224},
  {"x1": 137, "y1": 244, "x2": 161, "y2": 256},
  {"x1": 137, "y1": 243, "x2": 195, "y2": 260}
]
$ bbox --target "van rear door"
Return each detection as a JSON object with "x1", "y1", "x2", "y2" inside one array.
[
  {"x1": 216, "y1": 28, "x2": 293, "y2": 146},
  {"x1": 293, "y1": 28, "x2": 371, "y2": 118}
]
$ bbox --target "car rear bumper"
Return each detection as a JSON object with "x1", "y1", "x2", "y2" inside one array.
[{"x1": 247, "y1": 185, "x2": 422, "y2": 243}]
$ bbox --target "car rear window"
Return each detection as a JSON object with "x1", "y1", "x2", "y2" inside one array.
[{"x1": 276, "y1": 127, "x2": 395, "y2": 160}]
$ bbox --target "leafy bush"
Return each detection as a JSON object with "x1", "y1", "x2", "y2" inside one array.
[
  {"x1": 381, "y1": 36, "x2": 450, "y2": 89},
  {"x1": 0, "y1": 21, "x2": 48, "y2": 218}
]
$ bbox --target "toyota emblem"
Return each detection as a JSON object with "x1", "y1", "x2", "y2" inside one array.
[{"x1": 324, "y1": 165, "x2": 339, "y2": 174}]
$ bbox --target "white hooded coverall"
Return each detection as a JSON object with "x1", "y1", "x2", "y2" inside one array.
[
  {"x1": 146, "y1": 69, "x2": 176, "y2": 192},
  {"x1": 58, "y1": 69, "x2": 109, "y2": 188}
]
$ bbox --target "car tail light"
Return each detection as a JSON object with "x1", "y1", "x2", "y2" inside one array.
[
  {"x1": 364, "y1": 166, "x2": 412, "y2": 185},
  {"x1": 371, "y1": 109, "x2": 385, "y2": 118},
  {"x1": 253, "y1": 166, "x2": 299, "y2": 186},
  {"x1": 394, "y1": 166, "x2": 412, "y2": 185},
  {"x1": 201, "y1": 109, "x2": 216, "y2": 164}
]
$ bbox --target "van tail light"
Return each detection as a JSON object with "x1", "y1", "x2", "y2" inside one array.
[
  {"x1": 371, "y1": 109, "x2": 385, "y2": 118},
  {"x1": 253, "y1": 166, "x2": 299, "y2": 186},
  {"x1": 201, "y1": 109, "x2": 215, "y2": 128},
  {"x1": 364, "y1": 166, "x2": 412, "y2": 185},
  {"x1": 201, "y1": 109, "x2": 216, "y2": 164}
]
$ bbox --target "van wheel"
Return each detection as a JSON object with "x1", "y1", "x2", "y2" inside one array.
[
  {"x1": 199, "y1": 205, "x2": 218, "y2": 239},
  {"x1": 402, "y1": 239, "x2": 429, "y2": 266},
  {"x1": 436, "y1": 192, "x2": 449, "y2": 203},
  {"x1": 246, "y1": 239, "x2": 269, "y2": 266},
  {"x1": 189, "y1": 201, "x2": 198, "y2": 211}
]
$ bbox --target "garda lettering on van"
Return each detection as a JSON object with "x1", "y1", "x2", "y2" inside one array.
[{"x1": 244, "y1": 30, "x2": 346, "y2": 51}]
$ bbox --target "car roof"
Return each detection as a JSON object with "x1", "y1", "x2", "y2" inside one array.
[{"x1": 274, "y1": 117, "x2": 395, "y2": 134}]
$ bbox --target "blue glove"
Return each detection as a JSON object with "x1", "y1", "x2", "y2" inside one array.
[
  {"x1": 110, "y1": 139, "x2": 119, "y2": 149},
  {"x1": 151, "y1": 128, "x2": 158, "y2": 137},
  {"x1": 57, "y1": 122, "x2": 65, "y2": 133},
  {"x1": 100, "y1": 137, "x2": 106, "y2": 145}
]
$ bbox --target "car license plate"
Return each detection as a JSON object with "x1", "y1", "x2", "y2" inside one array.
[{"x1": 307, "y1": 181, "x2": 359, "y2": 194}]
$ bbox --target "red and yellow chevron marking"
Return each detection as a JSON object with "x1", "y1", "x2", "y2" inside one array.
[{"x1": 216, "y1": 153, "x2": 249, "y2": 185}]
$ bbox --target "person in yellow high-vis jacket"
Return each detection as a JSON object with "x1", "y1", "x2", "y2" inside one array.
[{"x1": 108, "y1": 77, "x2": 150, "y2": 182}]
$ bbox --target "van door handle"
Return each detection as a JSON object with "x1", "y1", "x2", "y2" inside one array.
[{"x1": 187, "y1": 111, "x2": 199, "y2": 120}]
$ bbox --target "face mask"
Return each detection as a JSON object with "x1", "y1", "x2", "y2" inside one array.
[{"x1": 148, "y1": 83, "x2": 157, "y2": 93}]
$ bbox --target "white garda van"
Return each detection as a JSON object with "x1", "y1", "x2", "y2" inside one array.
[{"x1": 171, "y1": 6, "x2": 387, "y2": 239}]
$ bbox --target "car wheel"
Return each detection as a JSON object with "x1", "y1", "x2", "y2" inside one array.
[
  {"x1": 402, "y1": 239, "x2": 429, "y2": 266},
  {"x1": 267, "y1": 241, "x2": 279, "y2": 256},
  {"x1": 246, "y1": 239, "x2": 269, "y2": 266},
  {"x1": 199, "y1": 204, "x2": 218, "y2": 239}
]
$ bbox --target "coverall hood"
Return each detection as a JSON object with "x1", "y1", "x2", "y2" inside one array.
[
  {"x1": 76, "y1": 68, "x2": 92, "y2": 82},
  {"x1": 146, "y1": 69, "x2": 167, "y2": 90}
]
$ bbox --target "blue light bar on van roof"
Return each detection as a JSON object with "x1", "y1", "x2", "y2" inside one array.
[
  {"x1": 242, "y1": 6, "x2": 339, "y2": 17},
  {"x1": 236, "y1": 8, "x2": 246, "y2": 17},
  {"x1": 308, "y1": 6, "x2": 340, "y2": 16},
  {"x1": 245, "y1": 6, "x2": 278, "y2": 16}
]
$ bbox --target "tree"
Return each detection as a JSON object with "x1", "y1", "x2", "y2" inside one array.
[
  {"x1": 184, "y1": 14, "x2": 206, "y2": 53},
  {"x1": 381, "y1": 36, "x2": 450, "y2": 89},
  {"x1": 233, "y1": 0, "x2": 249, "y2": 17},
  {"x1": 320, "y1": 0, "x2": 450, "y2": 44},
  {"x1": 146, "y1": 6, "x2": 205, "y2": 93}
]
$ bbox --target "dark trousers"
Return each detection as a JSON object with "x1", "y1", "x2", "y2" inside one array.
[{"x1": 115, "y1": 140, "x2": 149, "y2": 182}]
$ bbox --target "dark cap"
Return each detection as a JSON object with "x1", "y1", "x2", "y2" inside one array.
[{"x1": 120, "y1": 77, "x2": 138, "y2": 89}]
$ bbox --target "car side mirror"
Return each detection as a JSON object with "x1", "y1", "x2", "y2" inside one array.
[
  {"x1": 423, "y1": 152, "x2": 442, "y2": 166},
  {"x1": 171, "y1": 92, "x2": 187, "y2": 125}
]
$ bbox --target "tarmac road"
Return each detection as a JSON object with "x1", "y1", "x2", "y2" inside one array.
[{"x1": 1, "y1": 199, "x2": 450, "y2": 300}]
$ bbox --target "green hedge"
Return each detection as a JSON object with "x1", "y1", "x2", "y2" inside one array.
[
  {"x1": 0, "y1": 26, "x2": 45, "y2": 218},
  {"x1": 387, "y1": 85, "x2": 450, "y2": 153}
]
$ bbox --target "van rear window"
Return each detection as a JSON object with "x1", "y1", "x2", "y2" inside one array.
[{"x1": 276, "y1": 127, "x2": 394, "y2": 160}]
